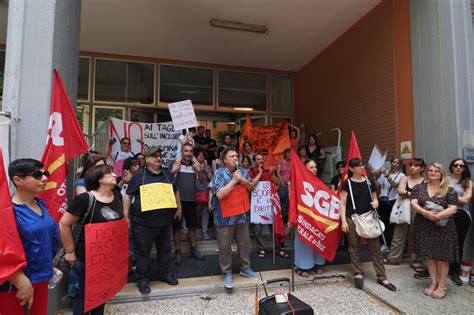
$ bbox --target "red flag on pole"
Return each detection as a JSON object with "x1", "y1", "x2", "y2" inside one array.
[
  {"x1": 0, "y1": 147, "x2": 27, "y2": 285},
  {"x1": 336, "y1": 131, "x2": 366, "y2": 195},
  {"x1": 38, "y1": 69, "x2": 89, "y2": 222},
  {"x1": 271, "y1": 184, "x2": 285, "y2": 245},
  {"x1": 289, "y1": 150, "x2": 342, "y2": 261}
]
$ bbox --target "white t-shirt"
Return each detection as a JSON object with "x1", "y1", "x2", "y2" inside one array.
[
  {"x1": 177, "y1": 134, "x2": 195, "y2": 153},
  {"x1": 379, "y1": 172, "x2": 405, "y2": 201}
]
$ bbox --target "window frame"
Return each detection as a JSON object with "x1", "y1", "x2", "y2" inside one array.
[
  {"x1": 77, "y1": 56, "x2": 92, "y2": 103},
  {"x1": 270, "y1": 75, "x2": 293, "y2": 115},
  {"x1": 91, "y1": 105, "x2": 126, "y2": 133}
]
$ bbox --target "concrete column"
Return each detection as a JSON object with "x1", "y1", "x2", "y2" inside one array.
[
  {"x1": 2, "y1": 0, "x2": 81, "y2": 161},
  {"x1": 409, "y1": 0, "x2": 474, "y2": 167}
]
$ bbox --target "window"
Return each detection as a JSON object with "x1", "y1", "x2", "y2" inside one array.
[
  {"x1": 271, "y1": 75, "x2": 292, "y2": 114},
  {"x1": 76, "y1": 105, "x2": 91, "y2": 138},
  {"x1": 218, "y1": 70, "x2": 267, "y2": 111},
  {"x1": 92, "y1": 106, "x2": 125, "y2": 132},
  {"x1": 0, "y1": 50, "x2": 5, "y2": 99},
  {"x1": 160, "y1": 65, "x2": 213, "y2": 106},
  {"x1": 271, "y1": 116, "x2": 292, "y2": 124},
  {"x1": 78, "y1": 57, "x2": 90, "y2": 101},
  {"x1": 94, "y1": 59, "x2": 154, "y2": 104},
  {"x1": 130, "y1": 108, "x2": 155, "y2": 123}
]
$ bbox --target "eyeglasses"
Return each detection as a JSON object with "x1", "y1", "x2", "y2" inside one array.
[
  {"x1": 121, "y1": 142, "x2": 131, "y2": 145},
  {"x1": 22, "y1": 170, "x2": 50, "y2": 180},
  {"x1": 453, "y1": 163, "x2": 466, "y2": 169}
]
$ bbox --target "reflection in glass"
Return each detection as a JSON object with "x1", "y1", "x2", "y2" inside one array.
[{"x1": 218, "y1": 70, "x2": 267, "y2": 111}]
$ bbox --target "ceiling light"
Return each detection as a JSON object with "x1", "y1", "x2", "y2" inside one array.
[
  {"x1": 233, "y1": 107, "x2": 254, "y2": 111},
  {"x1": 210, "y1": 19, "x2": 267, "y2": 34}
]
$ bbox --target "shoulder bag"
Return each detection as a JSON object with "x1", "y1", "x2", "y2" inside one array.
[
  {"x1": 349, "y1": 179, "x2": 385, "y2": 239},
  {"x1": 389, "y1": 197, "x2": 411, "y2": 224}
]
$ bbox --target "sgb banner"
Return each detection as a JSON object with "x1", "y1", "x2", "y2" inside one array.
[{"x1": 289, "y1": 150, "x2": 342, "y2": 261}]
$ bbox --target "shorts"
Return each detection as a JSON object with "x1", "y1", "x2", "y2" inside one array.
[{"x1": 173, "y1": 201, "x2": 197, "y2": 230}]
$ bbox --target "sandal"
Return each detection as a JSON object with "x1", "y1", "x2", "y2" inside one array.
[
  {"x1": 277, "y1": 250, "x2": 289, "y2": 258},
  {"x1": 313, "y1": 265, "x2": 323, "y2": 274},
  {"x1": 423, "y1": 283, "x2": 437, "y2": 296},
  {"x1": 258, "y1": 249, "x2": 266, "y2": 259},
  {"x1": 376, "y1": 278, "x2": 396, "y2": 291},
  {"x1": 354, "y1": 274, "x2": 364, "y2": 289},
  {"x1": 294, "y1": 267, "x2": 309, "y2": 278},
  {"x1": 431, "y1": 287, "x2": 447, "y2": 299}
]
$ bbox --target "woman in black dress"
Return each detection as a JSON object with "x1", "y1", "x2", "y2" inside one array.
[
  {"x1": 304, "y1": 134, "x2": 325, "y2": 175},
  {"x1": 411, "y1": 162, "x2": 458, "y2": 299}
]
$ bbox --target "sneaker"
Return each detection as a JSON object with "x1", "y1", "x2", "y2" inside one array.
[
  {"x1": 240, "y1": 268, "x2": 260, "y2": 281},
  {"x1": 414, "y1": 269, "x2": 430, "y2": 280},
  {"x1": 202, "y1": 232, "x2": 210, "y2": 240},
  {"x1": 174, "y1": 250, "x2": 183, "y2": 266},
  {"x1": 158, "y1": 273, "x2": 179, "y2": 286},
  {"x1": 190, "y1": 246, "x2": 205, "y2": 261},
  {"x1": 223, "y1": 272, "x2": 233, "y2": 289},
  {"x1": 450, "y1": 273, "x2": 463, "y2": 286},
  {"x1": 137, "y1": 280, "x2": 151, "y2": 294}
]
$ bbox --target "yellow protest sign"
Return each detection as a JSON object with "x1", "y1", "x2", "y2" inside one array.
[{"x1": 140, "y1": 183, "x2": 177, "y2": 212}]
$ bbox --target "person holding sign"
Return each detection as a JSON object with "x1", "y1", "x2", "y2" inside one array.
[
  {"x1": 60, "y1": 165, "x2": 124, "y2": 314},
  {"x1": 211, "y1": 147, "x2": 260, "y2": 289},
  {"x1": 123, "y1": 147, "x2": 181, "y2": 295}
]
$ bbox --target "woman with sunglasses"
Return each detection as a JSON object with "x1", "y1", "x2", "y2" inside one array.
[
  {"x1": 111, "y1": 137, "x2": 135, "y2": 177},
  {"x1": 340, "y1": 158, "x2": 396, "y2": 291},
  {"x1": 447, "y1": 158, "x2": 472, "y2": 286},
  {"x1": 411, "y1": 163, "x2": 458, "y2": 299},
  {"x1": 60, "y1": 165, "x2": 124, "y2": 314},
  {"x1": 0, "y1": 159, "x2": 60, "y2": 315}
]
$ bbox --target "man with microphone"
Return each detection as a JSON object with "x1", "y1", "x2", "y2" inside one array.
[{"x1": 210, "y1": 147, "x2": 260, "y2": 288}]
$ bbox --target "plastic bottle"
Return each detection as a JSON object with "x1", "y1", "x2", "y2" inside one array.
[{"x1": 48, "y1": 268, "x2": 63, "y2": 289}]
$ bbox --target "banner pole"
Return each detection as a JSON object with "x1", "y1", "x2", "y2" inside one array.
[
  {"x1": 272, "y1": 205, "x2": 276, "y2": 265},
  {"x1": 365, "y1": 177, "x2": 389, "y2": 252}
]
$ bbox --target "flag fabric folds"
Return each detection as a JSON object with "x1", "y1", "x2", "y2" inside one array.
[
  {"x1": 271, "y1": 184, "x2": 285, "y2": 245},
  {"x1": 0, "y1": 147, "x2": 27, "y2": 285},
  {"x1": 289, "y1": 150, "x2": 342, "y2": 261},
  {"x1": 38, "y1": 69, "x2": 89, "y2": 222}
]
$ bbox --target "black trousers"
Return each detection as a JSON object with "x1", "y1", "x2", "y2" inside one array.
[
  {"x1": 450, "y1": 210, "x2": 472, "y2": 274},
  {"x1": 132, "y1": 222, "x2": 172, "y2": 282},
  {"x1": 378, "y1": 199, "x2": 395, "y2": 247}
]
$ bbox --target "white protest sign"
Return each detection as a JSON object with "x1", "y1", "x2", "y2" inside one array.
[
  {"x1": 167, "y1": 100, "x2": 198, "y2": 130},
  {"x1": 250, "y1": 181, "x2": 273, "y2": 224},
  {"x1": 368, "y1": 145, "x2": 387, "y2": 171},
  {"x1": 109, "y1": 118, "x2": 181, "y2": 168}
]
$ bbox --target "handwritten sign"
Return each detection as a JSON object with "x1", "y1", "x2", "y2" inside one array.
[
  {"x1": 85, "y1": 218, "x2": 128, "y2": 312},
  {"x1": 250, "y1": 181, "x2": 273, "y2": 224},
  {"x1": 109, "y1": 119, "x2": 181, "y2": 168},
  {"x1": 168, "y1": 100, "x2": 198, "y2": 130},
  {"x1": 220, "y1": 185, "x2": 250, "y2": 218},
  {"x1": 140, "y1": 183, "x2": 177, "y2": 211}
]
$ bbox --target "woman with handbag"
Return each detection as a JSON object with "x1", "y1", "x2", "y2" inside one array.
[
  {"x1": 59, "y1": 165, "x2": 124, "y2": 314},
  {"x1": 340, "y1": 158, "x2": 396, "y2": 291},
  {"x1": 0, "y1": 159, "x2": 60, "y2": 315},
  {"x1": 411, "y1": 163, "x2": 458, "y2": 299},
  {"x1": 447, "y1": 158, "x2": 472, "y2": 286},
  {"x1": 386, "y1": 158, "x2": 426, "y2": 265}
]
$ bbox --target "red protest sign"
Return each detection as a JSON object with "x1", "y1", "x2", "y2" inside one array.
[
  {"x1": 85, "y1": 218, "x2": 128, "y2": 312},
  {"x1": 289, "y1": 150, "x2": 342, "y2": 261},
  {"x1": 220, "y1": 185, "x2": 250, "y2": 218}
]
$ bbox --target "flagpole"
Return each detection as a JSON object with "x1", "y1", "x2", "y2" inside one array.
[
  {"x1": 272, "y1": 205, "x2": 276, "y2": 265},
  {"x1": 365, "y1": 177, "x2": 389, "y2": 253}
]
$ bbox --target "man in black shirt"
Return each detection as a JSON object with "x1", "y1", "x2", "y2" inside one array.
[
  {"x1": 124, "y1": 147, "x2": 182, "y2": 294},
  {"x1": 205, "y1": 129, "x2": 217, "y2": 165},
  {"x1": 194, "y1": 126, "x2": 208, "y2": 149}
]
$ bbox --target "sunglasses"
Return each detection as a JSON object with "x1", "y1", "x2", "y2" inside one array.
[
  {"x1": 121, "y1": 142, "x2": 131, "y2": 145},
  {"x1": 453, "y1": 163, "x2": 466, "y2": 169},
  {"x1": 23, "y1": 170, "x2": 50, "y2": 180}
]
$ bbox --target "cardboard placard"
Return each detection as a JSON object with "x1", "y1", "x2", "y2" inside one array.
[
  {"x1": 168, "y1": 100, "x2": 198, "y2": 130},
  {"x1": 85, "y1": 218, "x2": 128, "y2": 312},
  {"x1": 140, "y1": 183, "x2": 177, "y2": 211},
  {"x1": 220, "y1": 185, "x2": 250, "y2": 218},
  {"x1": 250, "y1": 181, "x2": 273, "y2": 224}
]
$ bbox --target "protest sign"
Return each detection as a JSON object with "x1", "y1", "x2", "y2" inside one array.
[
  {"x1": 109, "y1": 118, "x2": 181, "y2": 168},
  {"x1": 168, "y1": 100, "x2": 198, "y2": 130},
  {"x1": 85, "y1": 218, "x2": 128, "y2": 312},
  {"x1": 140, "y1": 183, "x2": 177, "y2": 211},
  {"x1": 220, "y1": 185, "x2": 250, "y2": 218},
  {"x1": 289, "y1": 150, "x2": 342, "y2": 261},
  {"x1": 368, "y1": 145, "x2": 387, "y2": 172},
  {"x1": 250, "y1": 181, "x2": 273, "y2": 224}
]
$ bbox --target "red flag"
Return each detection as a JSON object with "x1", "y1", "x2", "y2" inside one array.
[
  {"x1": 0, "y1": 147, "x2": 27, "y2": 284},
  {"x1": 38, "y1": 69, "x2": 89, "y2": 222},
  {"x1": 289, "y1": 150, "x2": 342, "y2": 261},
  {"x1": 271, "y1": 184, "x2": 285, "y2": 245},
  {"x1": 336, "y1": 131, "x2": 366, "y2": 195}
]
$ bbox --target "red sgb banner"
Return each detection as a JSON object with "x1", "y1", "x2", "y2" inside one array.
[{"x1": 289, "y1": 150, "x2": 342, "y2": 261}]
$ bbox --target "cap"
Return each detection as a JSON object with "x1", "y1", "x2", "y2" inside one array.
[{"x1": 145, "y1": 147, "x2": 162, "y2": 157}]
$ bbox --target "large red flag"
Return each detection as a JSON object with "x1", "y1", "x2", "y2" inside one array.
[
  {"x1": 271, "y1": 184, "x2": 285, "y2": 245},
  {"x1": 336, "y1": 131, "x2": 366, "y2": 195},
  {"x1": 0, "y1": 147, "x2": 27, "y2": 284},
  {"x1": 289, "y1": 150, "x2": 342, "y2": 261},
  {"x1": 38, "y1": 69, "x2": 89, "y2": 222}
]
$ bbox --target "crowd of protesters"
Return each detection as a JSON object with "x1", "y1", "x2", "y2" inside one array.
[{"x1": 1, "y1": 122, "x2": 473, "y2": 314}]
